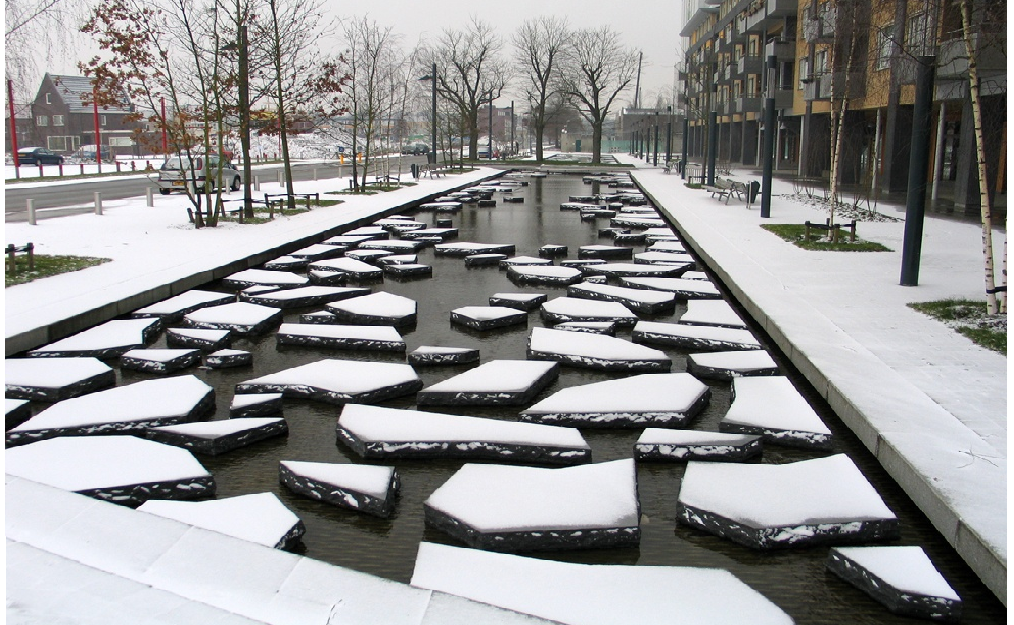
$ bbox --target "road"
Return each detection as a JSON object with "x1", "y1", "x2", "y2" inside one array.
[{"x1": 5, "y1": 157, "x2": 429, "y2": 223}]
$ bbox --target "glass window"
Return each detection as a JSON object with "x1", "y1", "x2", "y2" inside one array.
[
  {"x1": 36, "y1": 115, "x2": 48, "y2": 126},
  {"x1": 906, "y1": 12, "x2": 932, "y2": 56},
  {"x1": 45, "y1": 93, "x2": 51, "y2": 104},
  {"x1": 53, "y1": 115, "x2": 64, "y2": 126},
  {"x1": 876, "y1": 25, "x2": 894, "y2": 70},
  {"x1": 798, "y1": 57, "x2": 809, "y2": 89},
  {"x1": 100, "y1": 115, "x2": 107, "y2": 126}
]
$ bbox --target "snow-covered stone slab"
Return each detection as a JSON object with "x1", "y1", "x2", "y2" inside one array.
[
  {"x1": 290, "y1": 244, "x2": 347, "y2": 261},
  {"x1": 401, "y1": 227, "x2": 459, "y2": 240},
  {"x1": 424, "y1": 459, "x2": 639, "y2": 552},
  {"x1": 383, "y1": 263, "x2": 433, "y2": 279},
  {"x1": 451, "y1": 306, "x2": 528, "y2": 331},
  {"x1": 257, "y1": 256, "x2": 306, "y2": 269},
  {"x1": 567, "y1": 194, "x2": 599, "y2": 202},
  {"x1": 379, "y1": 219, "x2": 426, "y2": 233},
  {"x1": 321, "y1": 234, "x2": 373, "y2": 247},
  {"x1": 27, "y1": 318, "x2": 161, "y2": 359},
  {"x1": 720, "y1": 376, "x2": 832, "y2": 449},
  {"x1": 612, "y1": 232, "x2": 646, "y2": 245},
  {"x1": 477, "y1": 198, "x2": 498, "y2": 207},
  {"x1": 465, "y1": 253, "x2": 508, "y2": 267},
  {"x1": 552, "y1": 321, "x2": 616, "y2": 335},
  {"x1": 6, "y1": 398, "x2": 31, "y2": 428},
  {"x1": 506, "y1": 265, "x2": 584, "y2": 286},
  {"x1": 621, "y1": 276, "x2": 720, "y2": 299},
  {"x1": 309, "y1": 257, "x2": 384, "y2": 281},
  {"x1": 205, "y1": 349, "x2": 252, "y2": 368},
  {"x1": 609, "y1": 215, "x2": 666, "y2": 229},
  {"x1": 360, "y1": 239, "x2": 428, "y2": 252},
  {"x1": 435, "y1": 242, "x2": 516, "y2": 257},
  {"x1": 598, "y1": 227, "x2": 629, "y2": 238},
  {"x1": 687, "y1": 350, "x2": 779, "y2": 380},
  {"x1": 236, "y1": 359, "x2": 422, "y2": 405},
  {"x1": 145, "y1": 417, "x2": 288, "y2": 456},
  {"x1": 230, "y1": 392, "x2": 283, "y2": 417},
  {"x1": 647, "y1": 240, "x2": 686, "y2": 253},
  {"x1": 6, "y1": 375, "x2": 215, "y2": 446},
  {"x1": 826, "y1": 546, "x2": 962, "y2": 621},
  {"x1": 277, "y1": 323, "x2": 406, "y2": 352},
  {"x1": 643, "y1": 228, "x2": 680, "y2": 243},
  {"x1": 377, "y1": 254, "x2": 419, "y2": 266},
  {"x1": 5, "y1": 435, "x2": 214, "y2": 505},
  {"x1": 345, "y1": 249, "x2": 394, "y2": 263},
  {"x1": 337, "y1": 404, "x2": 590, "y2": 465},
  {"x1": 245, "y1": 286, "x2": 370, "y2": 309},
  {"x1": 632, "y1": 321, "x2": 762, "y2": 351},
  {"x1": 634, "y1": 251, "x2": 696, "y2": 266},
  {"x1": 120, "y1": 349, "x2": 200, "y2": 374},
  {"x1": 578, "y1": 245, "x2": 633, "y2": 260},
  {"x1": 521, "y1": 373, "x2": 709, "y2": 428},
  {"x1": 237, "y1": 284, "x2": 283, "y2": 301},
  {"x1": 538, "y1": 244, "x2": 567, "y2": 257},
  {"x1": 138, "y1": 493, "x2": 304, "y2": 550},
  {"x1": 408, "y1": 345, "x2": 481, "y2": 366},
  {"x1": 528, "y1": 327, "x2": 670, "y2": 372},
  {"x1": 326, "y1": 291, "x2": 418, "y2": 327},
  {"x1": 222, "y1": 268, "x2": 307, "y2": 290},
  {"x1": 540, "y1": 297, "x2": 639, "y2": 327},
  {"x1": 489, "y1": 292, "x2": 547, "y2": 311},
  {"x1": 499, "y1": 255, "x2": 553, "y2": 269},
  {"x1": 166, "y1": 327, "x2": 232, "y2": 351},
  {"x1": 677, "y1": 454, "x2": 900, "y2": 549},
  {"x1": 417, "y1": 360, "x2": 558, "y2": 406},
  {"x1": 560, "y1": 201, "x2": 603, "y2": 211},
  {"x1": 560, "y1": 258, "x2": 606, "y2": 268},
  {"x1": 183, "y1": 301, "x2": 283, "y2": 336},
  {"x1": 580, "y1": 262, "x2": 687, "y2": 279},
  {"x1": 419, "y1": 201, "x2": 463, "y2": 212},
  {"x1": 131, "y1": 290, "x2": 234, "y2": 321},
  {"x1": 681, "y1": 270, "x2": 711, "y2": 281},
  {"x1": 345, "y1": 225, "x2": 389, "y2": 239},
  {"x1": 679, "y1": 299, "x2": 747, "y2": 328},
  {"x1": 279, "y1": 460, "x2": 399, "y2": 518},
  {"x1": 307, "y1": 269, "x2": 348, "y2": 286},
  {"x1": 579, "y1": 208, "x2": 617, "y2": 220},
  {"x1": 634, "y1": 429, "x2": 762, "y2": 462},
  {"x1": 5, "y1": 357, "x2": 115, "y2": 402},
  {"x1": 411, "y1": 542, "x2": 794, "y2": 625},
  {"x1": 567, "y1": 282, "x2": 676, "y2": 315}
]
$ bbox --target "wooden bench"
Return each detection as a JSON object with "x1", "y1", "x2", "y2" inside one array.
[
  {"x1": 663, "y1": 159, "x2": 676, "y2": 174},
  {"x1": 264, "y1": 192, "x2": 320, "y2": 213},
  {"x1": 417, "y1": 163, "x2": 445, "y2": 178},
  {"x1": 704, "y1": 177, "x2": 737, "y2": 202},
  {"x1": 805, "y1": 219, "x2": 857, "y2": 242}
]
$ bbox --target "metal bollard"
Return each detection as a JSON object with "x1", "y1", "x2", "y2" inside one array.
[
  {"x1": 254, "y1": 176, "x2": 260, "y2": 191},
  {"x1": 146, "y1": 186, "x2": 153, "y2": 207},
  {"x1": 276, "y1": 170, "x2": 282, "y2": 184},
  {"x1": 313, "y1": 168, "x2": 318, "y2": 181},
  {"x1": 94, "y1": 192, "x2": 103, "y2": 215},
  {"x1": 27, "y1": 199, "x2": 36, "y2": 225}
]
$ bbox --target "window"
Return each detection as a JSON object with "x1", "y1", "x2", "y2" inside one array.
[
  {"x1": 798, "y1": 57, "x2": 809, "y2": 89},
  {"x1": 48, "y1": 136, "x2": 68, "y2": 151},
  {"x1": 876, "y1": 25, "x2": 894, "y2": 70},
  {"x1": 100, "y1": 115, "x2": 107, "y2": 126},
  {"x1": 815, "y1": 49, "x2": 828, "y2": 73},
  {"x1": 53, "y1": 115, "x2": 64, "y2": 126},
  {"x1": 45, "y1": 93, "x2": 51, "y2": 104},
  {"x1": 36, "y1": 115, "x2": 48, "y2": 126},
  {"x1": 906, "y1": 12, "x2": 932, "y2": 56}
]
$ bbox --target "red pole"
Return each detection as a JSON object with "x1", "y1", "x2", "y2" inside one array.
[
  {"x1": 93, "y1": 88, "x2": 101, "y2": 174},
  {"x1": 160, "y1": 97, "x2": 168, "y2": 154},
  {"x1": 8, "y1": 79, "x2": 21, "y2": 178}
]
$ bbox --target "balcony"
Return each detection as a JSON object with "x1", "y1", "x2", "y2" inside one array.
[
  {"x1": 801, "y1": 5, "x2": 835, "y2": 43},
  {"x1": 765, "y1": 40, "x2": 795, "y2": 61},
  {"x1": 802, "y1": 76, "x2": 829, "y2": 101},
  {"x1": 936, "y1": 35, "x2": 1006, "y2": 80},
  {"x1": 735, "y1": 96, "x2": 763, "y2": 113},
  {"x1": 737, "y1": 55, "x2": 763, "y2": 75},
  {"x1": 744, "y1": 0, "x2": 798, "y2": 32},
  {"x1": 774, "y1": 89, "x2": 794, "y2": 109}
]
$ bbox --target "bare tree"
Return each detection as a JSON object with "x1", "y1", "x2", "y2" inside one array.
[
  {"x1": 512, "y1": 16, "x2": 569, "y2": 163},
  {"x1": 5, "y1": 0, "x2": 86, "y2": 100},
  {"x1": 560, "y1": 27, "x2": 638, "y2": 164}
]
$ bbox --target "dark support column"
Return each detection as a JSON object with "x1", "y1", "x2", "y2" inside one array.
[
  {"x1": 707, "y1": 111, "x2": 718, "y2": 186},
  {"x1": 681, "y1": 117, "x2": 689, "y2": 179},
  {"x1": 900, "y1": 56, "x2": 935, "y2": 286},
  {"x1": 881, "y1": 104, "x2": 914, "y2": 193},
  {"x1": 761, "y1": 55, "x2": 777, "y2": 219}
]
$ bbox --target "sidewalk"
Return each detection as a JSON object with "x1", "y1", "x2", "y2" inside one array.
[{"x1": 626, "y1": 156, "x2": 1006, "y2": 603}]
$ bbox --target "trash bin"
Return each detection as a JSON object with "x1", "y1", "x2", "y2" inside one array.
[
  {"x1": 748, "y1": 181, "x2": 760, "y2": 204},
  {"x1": 411, "y1": 163, "x2": 419, "y2": 179}
]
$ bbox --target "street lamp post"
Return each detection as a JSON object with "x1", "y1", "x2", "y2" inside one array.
[
  {"x1": 419, "y1": 64, "x2": 437, "y2": 165},
  {"x1": 653, "y1": 111, "x2": 659, "y2": 166},
  {"x1": 760, "y1": 54, "x2": 777, "y2": 218}
]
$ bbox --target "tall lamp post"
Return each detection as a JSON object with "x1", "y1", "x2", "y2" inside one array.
[
  {"x1": 419, "y1": 64, "x2": 437, "y2": 165},
  {"x1": 707, "y1": 84, "x2": 718, "y2": 186},
  {"x1": 760, "y1": 54, "x2": 777, "y2": 218}
]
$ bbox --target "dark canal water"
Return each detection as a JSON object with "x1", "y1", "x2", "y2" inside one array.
[{"x1": 107, "y1": 174, "x2": 1002, "y2": 624}]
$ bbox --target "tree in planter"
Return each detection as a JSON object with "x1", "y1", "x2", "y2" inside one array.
[
  {"x1": 512, "y1": 16, "x2": 570, "y2": 164},
  {"x1": 560, "y1": 26, "x2": 638, "y2": 165}
]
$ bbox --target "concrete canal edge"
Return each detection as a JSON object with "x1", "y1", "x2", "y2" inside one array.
[{"x1": 638, "y1": 182, "x2": 1007, "y2": 605}]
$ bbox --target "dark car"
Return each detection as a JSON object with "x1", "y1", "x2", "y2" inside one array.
[
  {"x1": 16, "y1": 147, "x2": 64, "y2": 165},
  {"x1": 401, "y1": 143, "x2": 430, "y2": 155}
]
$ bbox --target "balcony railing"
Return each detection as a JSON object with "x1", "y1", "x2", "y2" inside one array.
[{"x1": 737, "y1": 55, "x2": 763, "y2": 75}]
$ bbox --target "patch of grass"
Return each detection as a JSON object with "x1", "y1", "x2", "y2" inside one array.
[
  {"x1": 685, "y1": 183, "x2": 702, "y2": 189},
  {"x1": 908, "y1": 299, "x2": 1007, "y2": 354},
  {"x1": 6, "y1": 254, "x2": 110, "y2": 287},
  {"x1": 760, "y1": 223, "x2": 891, "y2": 252}
]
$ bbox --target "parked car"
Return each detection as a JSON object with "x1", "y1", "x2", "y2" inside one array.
[
  {"x1": 157, "y1": 154, "x2": 241, "y2": 195},
  {"x1": 70, "y1": 145, "x2": 112, "y2": 162},
  {"x1": 401, "y1": 143, "x2": 429, "y2": 155},
  {"x1": 16, "y1": 147, "x2": 64, "y2": 165}
]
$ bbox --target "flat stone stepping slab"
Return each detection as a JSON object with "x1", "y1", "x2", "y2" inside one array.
[
  {"x1": 578, "y1": 245, "x2": 633, "y2": 260},
  {"x1": 682, "y1": 270, "x2": 711, "y2": 281},
  {"x1": 222, "y1": 269, "x2": 308, "y2": 290},
  {"x1": 401, "y1": 227, "x2": 458, "y2": 240},
  {"x1": 499, "y1": 256, "x2": 553, "y2": 269},
  {"x1": 326, "y1": 291, "x2": 417, "y2": 327},
  {"x1": 540, "y1": 297, "x2": 639, "y2": 327},
  {"x1": 205, "y1": 349, "x2": 251, "y2": 368},
  {"x1": 489, "y1": 292, "x2": 547, "y2": 311},
  {"x1": 145, "y1": 417, "x2": 288, "y2": 456},
  {"x1": 336, "y1": 404, "x2": 590, "y2": 465},
  {"x1": 521, "y1": 373, "x2": 709, "y2": 428},
  {"x1": 687, "y1": 350, "x2": 779, "y2": 380},
  {"x1": 634, "y1": 251, "x2": 696, "y2": 267},
  {"x1": 435, "y1": 242, "x2": 516, "y2": 257},
  {"x1": 236, "y1": 359, "x2": 422, "y2": 405},
  {"x1": 360, "y1": 239, "x2": 428, "y2": 252},
  {"x1": 647, "y1": 240, "x2": 686, "y2": 253},
  {"x1": 506, "y1": 265, "x2": 584, "y2": 286},
  {"x1": 609, "y1": 215, "x2": 666, "y2": 229},
  {"x1": 632, "y1": 321, "x2": 762, "y2": 351},
  {"x1": 6, "y1": 398, "x2": 31, "y2": 429},
  {"x1": 408, "y1": 345, "x2": 480, "y2": 366},
  {"x1": 579, "y1": 262, "x2": 688, "y2": 280},
  {"x1": 280, "y1": 460, "x2": 399, "y2": 518},
  {"x1": 245, "y1": 286, "x2": 371, "y2": 309},
  {"x1": 131, "y1": 290, "x2": 234, "y2": 321},
  {"x1": 560, "y1": 202, "x2": 603, "y2": 211},
  {"x1": 5, "y1": 435, "x2": 214, "y2": 506},
  {"x1": 120, "y1": 349, "x2": 201, "y2": 374},
  {"x1": 621, "y1": 277, "x2": 720, "y2": 299},
  {"x1": 634, "y1": 429, "x2": 762, "y2": 462},
  {"x1": 451, "y1": 306, "x2": 528, "y2": 331},
  {"x1": 238, "y1": 285, "x2": 282, "y2": 300},
  {"x1": 231, "y1": 392, "x2": 283, "y2": 417},
  {"x1": 344, "y1": 249, "x2": 393, "y2": 263},
  {"x1": 27, "y1": 318, "x2": 161, "y2": 359},
  {"x1": 183, "y1": 302, "x2": 283, "y2": 336},
  {"x1": 307, "y1": 270, "x2": 348, "y2": 286},
  {"x1": 321, "y1": 234, "x2": 374, "y2": 247},
  {"x1": 417, "y1": 360, "x2": 558, "y2": 406},
  {"x1": 560, "y1": 258, "x2": 606, "y2": 268},
  {"x1": 289, "y1": 244, "x2": 346, "y2": 261},
  {"x1": 138, "y1": 493, "x2": 304, "y2": 550},
  {"x1": 276, "y1": 323, "x2": 406, "y2": 352},
  {"x1": 166, "y1": 328, "x2": 232, "y2": 351},
  {"x1": 579, "y1": 208, "x2": 617, "y2": 219},
  {"x1": 382, "y1": 263, "x2": 432, "y2": 279},
  {"x1": 679, "y1": 299, "x2": 747, "y2": 329},
  {"x1": 567, "y1": 282, "x2": 676, "y2": 315},
  {"x1": 308, "y1": 257, "x2": 383, "y2": 281},
  {"x1": 419, "y1": 201, "x2": 463, "y2": 212},
  {"x1": 528, "y1": 327, "x2": 670, "y2": 372},
  {"x1": 677, "y1": 454, "x2": 899, "y2": 549},
  {"x1": 552, "y1": 321, "x2": 616, "y2": 335},
  {"x1": 411, "y1": 543, "x2": 794, "y2": 625},
  {"x1": 5, "y1": 357, "x2": 115, "y2": 402},
  {"x1": 424, "y1": 459, "x2": 639, "y2": 552},
  {"x1": 538, "y1": 245, "x2": 567, "y2": 257},
  {"x1": 720, "y1": 376, "x2": 832, "y2": 449},
  {"x1": 345, "y1": 226, "x2": 389, "y2": 239},
  {"x1": 465, "y1": 253, "x2": 508, "y2": 267},
  {"x1": 644, "y1": 228, "x2": 680, "y2": 242},
  {"x1": 6, "y1": 375, "x2": 215, "y2": 446},
  {"x1": 262, "y1": 256, "x2": 308, "y2": 270},
  {"x1": 612, "y1": 232, "x2": 646, "y2": 245},
  {"x1": 377, "y1": 254, "x2": 419, "y2": 266},
  {"x1": 826, "y1": 546, "x2": 962, "y2": 621}
]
